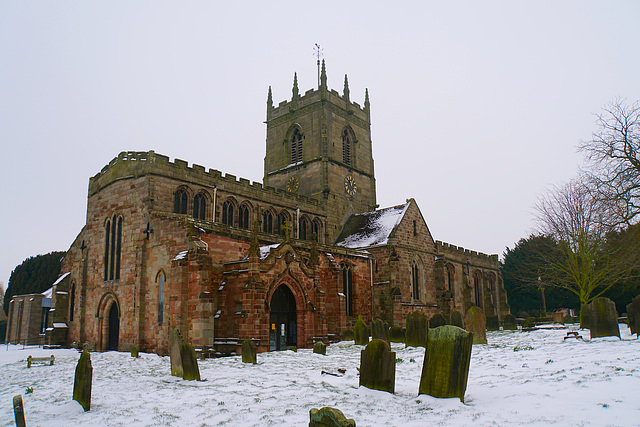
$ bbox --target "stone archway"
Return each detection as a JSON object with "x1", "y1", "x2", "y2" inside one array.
[
  {"x1": 98, "y1": 293, "x2": 120, "y2": 351},
  {"x1": 269, "y1": 284, "x2": 297, "y2": 351}
]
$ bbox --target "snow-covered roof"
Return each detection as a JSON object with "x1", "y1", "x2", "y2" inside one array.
[
  {"x1": 41, "y1": 287, "x2": 54, "y2": 299},
  {"x1": 173, "y1": 250, "x2": 188, "y2": 261},
  {"x1": 51, "y1": 272, "x2": 70, "y2": 287},
  {"x1": 334, "y1": 203, "x2": 409, "y2": 249},
  {"x1": 259, "y1": 244, "x2": 279, "y2": 260}
]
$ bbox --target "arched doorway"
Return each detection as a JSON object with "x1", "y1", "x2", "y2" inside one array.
[
  {"x1": 269, "y1": 285, "x2": 297, "y2": 351},
  {"x1": 107, "y1": 303, "x2": 119, "y2": 351}
]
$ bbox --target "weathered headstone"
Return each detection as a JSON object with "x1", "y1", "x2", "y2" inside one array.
[
  {"x1": 405, "y1": 311, "x2": 428, "y2": 347},
  {"x1": 342, "y1": 329, "x2": 354, "y2": 341},
  {"x1": 389, "y1": 326, "x2": 405, "y2": 343},
  {"x1": 418, "y1": 325, "x2": 473, "y2": 402},
  {"x1": 485, "y1": 316, "x2": 499, "y2": 331},
  {"x1": 449, "y1": 310, "x2": 464, "y2": 328},
  {"x1": 169, "y1": 329, "x2": 201, "y2": 380},
  {"x1": 242, "y1": 339, "x2": 257, "y2": 363},
  {"x1": 309, "y1": 407, "x2": 356, "y2": 427},
  {"x1": 313, "y1": 341, "x2": 327, "y2": 355},
  {"x1": 13, "y1": 395, "x2": 25, "y2": 427},
  {"x1": 73, "y1": 350, "x2": 92, "y2": 411},
  {"x1": 580, "y1": 303, "x2": 590, "y2": 329},
  {"x1": 370, "y1": 318, "x2": 389, "y2": 342},
  {"x1": 563, "y1": 314, "x2": 575, "y2": 324},
  {"x1": 429, "y1": 313, "x2": 447, "y2": 328},
  {"x1": 627, "y1": 294, "x2": 640, "y2": 336},
  {"x1": 588, "y1": 297, "x2": 620, "y2": 339},
  {"x1": 359, "y1": 339, "x2": 395, "y2": 393},
  {"x1": 502, "y1": 314, "x2": 517, "y2": 330},
  {"x1": 523, "y1": 317, "x2": 537, "y2": 329},
  {"x1": 353, "y1": 316, "x2": 369, "y2": 346},
  {"x1": 130, "y1": 344, "x2": 140, "y2": 358},
  {"x1": 464, "y1": 306, "x2": 487, "y2": 344}
]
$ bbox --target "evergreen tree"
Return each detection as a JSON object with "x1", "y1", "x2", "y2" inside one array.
[{"x1": 2, "y1": 251, "x2": 65, "y2": 315}]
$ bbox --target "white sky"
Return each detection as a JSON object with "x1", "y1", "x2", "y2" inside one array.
[{"x1": 1, "y1": 1, "x2": 640, "y2": 290}]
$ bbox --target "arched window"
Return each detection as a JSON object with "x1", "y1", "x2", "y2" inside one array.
[
  {"x1": 299, "y1": 216, "x2": 309, "y2": 240},
  {"x1": 445, "y1": 264, "x2": 455, "y2": 295},
  {"x1": 104, "y1": 214, "x2": 123, "y2": 281},
  {"x1": 290, "y1": 128, "x2": 303, "y2": 164},
  {"x1": 411, "y1": 261, "x2": 420, "y2": 301},
  {"x1": 222, "y1": 200, "x2": 235, "y2": 226},
  {"x1": 174, "y1": 188, "x2": 188, "y2": 214},
  {"x1": 312, "y1": 218, "x2": 322, "y2": 242},
  {"x1": 277, "y1": 211, "x2": 291, "y2": 237},
  {"x1": 262, "y1": 210, "x2": 274, "y2": 234},
  {"x1": 342, "y1": 129, "x2": 352, "y2": 165},
  {"x1": 69, "y1": 282, "x2": 76, "y2": 322},
  {"x1": 157, "y1": 272, "x2": 165, "y2": 325},
  {"x1": 193, "y1": 192, "x2": 207, "y2": 220},
  {"x1": 238, "y1": 204, "x2": 251, "y2": 230},
  {"x1": 342, "y1": 264, "x2": 353, "y2": 317},
  {"x1": 474, "y1": 272, "x2": 482, "y2": 307}
]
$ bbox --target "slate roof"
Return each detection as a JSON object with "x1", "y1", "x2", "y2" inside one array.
[{"x1": 334, "y1": 203, "x2": 409, "y2": 249}]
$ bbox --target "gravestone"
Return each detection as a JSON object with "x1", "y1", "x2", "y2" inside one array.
[
  {"x1": 13, "y1": 395, "x2": 25, "y2": 427},
  {"x1": 242, "y1": 339, "x2": 257, "y2": 363},
  {"x1": 523, "y1": 317, "x2": 537, "y2": 329},
  {"x1": 130, "y1": 344, "x2": 140, "y2": 358},
  {"x1": 405, "y1": 311, "x2": 428, "y2": 348},
  {"x1": 588, "y1": 297, "x2": 620, "y2": 339},
  {"x1": 563, "y1": 314, "x2": 575, "y2": 324},
  {"x1": 627, "y1": 294, "x2": 640, "y2": 336},
  {"x1": 502, "y1": 314, "x2": 517, "y2": 330},
  {"x1": 464, "y1": 306, "x2": 487, "y2": 344},
  {"x1": 313, "y1": 341, "x2": 327, "y2": 355},
  {"x1": 389, "y1": 326, "x2": 405, "y2": 343},
  {"x1": 353, "y1": 316, "x2": 369, "y2": 346},
  {"x1": 580, "y1": 303, "x2": 590, "y2": 329},
  {"x1": 73, "y1": 350, "x2": 92, "y2": 411},
  {"x1": 485, "y1": 316, "x2": 499, "y2": 331},
  {"x1": 429, "y1": 313, "x2": 447, "y2": 328},
  {"x1": 342, "y1": 329, "x2": 354, "y2": 341},
  {"x1": 370, "y1": 318, "x2": 389, "y2": 342},
  {"x1": 359, "y1": 339, "x2": 395, "y2": 393},
  {"x1": 169, "y1": 329, "x2": 201, "y2": 380},
  {"x1": 309, "y1": 407, "x2": 356, "y2": 427},
  {"x1": 449, "y1": 311, "x2": 464, "y2": 328},
  {"x1": 418, "y1": 325, "x2": 473, "y2": 402}
]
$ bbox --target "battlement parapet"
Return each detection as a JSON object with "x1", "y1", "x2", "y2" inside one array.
[
  {"x1": 435, "y1": 240, "x2": 497, "y2": 262},
  {"x1": 88, "y1": 151, "x2": 321, "y2": 208}
]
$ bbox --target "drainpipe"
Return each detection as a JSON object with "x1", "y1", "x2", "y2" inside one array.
[
  {"x1": 296, "y1": 205, "x2": 300, "y2": 239},
  {"x1": 212, "y1": 186, "x2": 217, "y2": 222},
  {"x1": 369, "y1": 257, "x2": 374, "y2": 320}
]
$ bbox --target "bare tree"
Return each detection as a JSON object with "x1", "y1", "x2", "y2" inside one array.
[
  {"x1": 534, "y1": 179, "x2": 640, "y2": 324},
  {"x1": 580, "y1": 99, "x2": 640, "y2": 226}
]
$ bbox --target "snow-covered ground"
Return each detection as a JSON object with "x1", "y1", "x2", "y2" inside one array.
[{"x1": 1, "y1": 324, "x2": 638, "y2": 426}]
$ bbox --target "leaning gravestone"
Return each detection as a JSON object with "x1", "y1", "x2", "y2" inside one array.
[
  {"x1": 588, "y1": 297, "x2": 620, "y2": 339},
  {"x1": 309, "y1": 407, "x2": 356, "y2": 427},
  {"x1": 353, "y1": 316, "x2": 369, "y2": 346},
  {"x1": 627, "y1": 294, "x2": 640, "y2": 336},
  {"x1": 242, "y1": 339, "x2": 257, "y2": 363},
  {"x1": 169, "y1": 329, "x2": 201, "y2": 380},
  {"x1": 13, "y1": 395, "x2": 25, "y2": 427},
  {"x1": 313, "y1": 341, "x2": 327, "y2": 355},
  {"x1": 73, "y1": 350, "x2": 92, "y2": 411},
  {"x1": 371, "y1": 318, "x2": 389, "y2": 342},
  {"x1": 485, "y1": 316, "x2": 499, "y2": 331},
  {"x1": 464, "y1": 306, "x2": 487, "y2": 344},
  {"x1": 502, "y1": 314, "x2": 517, "y2": 330},
  {"x1": 359, "y1": 339, "x2": 396, "y2": 393},
  {"x1": 389, "y1": 326, "x2": 405, "y2": 343},
  {"x1": 418, "y1": 325, "x2": 473, "y2": 402},
  {"x1": 429, "y1": 313, "x2": 447, "y2": 328},
  {"x1": 449, "y1": 310, "x2": 464, "y2": 328},
  {"x1": 406, "y1": 311, "x2": 428, "y2": 347}
]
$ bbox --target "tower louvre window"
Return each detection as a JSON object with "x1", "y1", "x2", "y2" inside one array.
[
  {"x1": 290, "y1": 128, "x2": 303, "y2": 164},
  {"x1": 342, "y1": 129, "x2": 351, "y2": 165}
]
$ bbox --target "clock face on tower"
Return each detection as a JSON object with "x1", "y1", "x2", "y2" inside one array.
[
  {"x1": 286, "y1": 175, "x2": 300, "y2": 193},
  {"x1": 344, "y1": 175, "x2": 357, "y2": 196}
]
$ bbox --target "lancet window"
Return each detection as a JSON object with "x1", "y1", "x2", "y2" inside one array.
[
  {"x1": 290, "y1": 128, "x2": 303, "y2": 164},
  {"x1": 342, "y1": 129, "x2": 352, "y2": 165},
  {"x1": 193, "y1": 192, "x2": 207, "y2": 220},
  {"x1": 342, "y1": 264, "x2": 353, "y2": 317},
  {"x1": 104, "y1": 214, "x2": 123, "y2": 281},
  {"x1": 174, "y1": 188, "x2": 188, "y2": 215}
]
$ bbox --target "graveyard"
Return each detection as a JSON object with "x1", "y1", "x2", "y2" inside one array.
[{"x1": 2, "y1": 323, "x2": 638, "y2": 426}]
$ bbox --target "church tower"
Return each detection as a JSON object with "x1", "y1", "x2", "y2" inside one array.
[{"x1": 263, "y1": 61, "x2": 377, "y2": 242}]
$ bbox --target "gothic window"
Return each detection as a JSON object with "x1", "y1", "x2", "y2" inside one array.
[
  {"x1": 411, "y1": 261, "x2": 420, "y2": 301},
  {"x1": 473, "y1": 272, "x2": 482, "y2": 307},
  {"x1": 277, "y1": 211, "x2": 291, "y2": 237},
  {"x1": 342, "y1": 129, "x2": 352, "y2": 165},
  {"x1": 445, "y1": 264, "x2": 454, "y2": 294},
  {"x1": 312, "y1": 218, "x2": 322, "y2": 242},
  {"x1": 222, "y1": 199, "x2": 235, "y2": 226},
  {"x1": 262, "y1": 210, "x2": 274, "y2": 234},
  {"x1": 193, "y1": 192, "x2": 207, "y2": 220},
  {"x1": 174, "y1": 188, "x2": 188, "y2": 215},
  {"x1": 157, "y1": 272, "x2": 165, "y2": 325},
  {"x1": 69, "y1": 282, "x2": 75, "y2": 322},
  {"x1": 342, "y1": 264, "x2": 353, "y2": 317},
  {"x1": 290, "y1": 128, "x2": 303, "y2": 164},
  {"x1": 238, "y1": 203, "x2": 251, "y2": 230},
  {"x1": 104, "y1": 214, "x2": 123, "y2": 281},
  {"x1": 299, "y1": 216, "x2": 309, "y2": 240}
]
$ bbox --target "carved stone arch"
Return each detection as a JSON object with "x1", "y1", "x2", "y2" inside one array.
[
  {"x1": 96, "y1": 292, "x2": 121, "y2": 351},
  {"x1": 267, "y1": 275, "x2": 307, "y2": 350}
]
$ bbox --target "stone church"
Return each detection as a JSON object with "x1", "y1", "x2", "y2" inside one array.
[{"x1": 40, "y1": 61, "x2": 509, "y2": 354}]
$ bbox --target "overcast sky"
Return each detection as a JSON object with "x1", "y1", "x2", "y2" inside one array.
[{"x1": 1, "y1": 1, "x2": 640, "y2": 291}]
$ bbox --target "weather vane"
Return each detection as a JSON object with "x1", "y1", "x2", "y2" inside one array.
[{"x1": 314, "y1": 43, "x2": 323, "y2": 87}]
